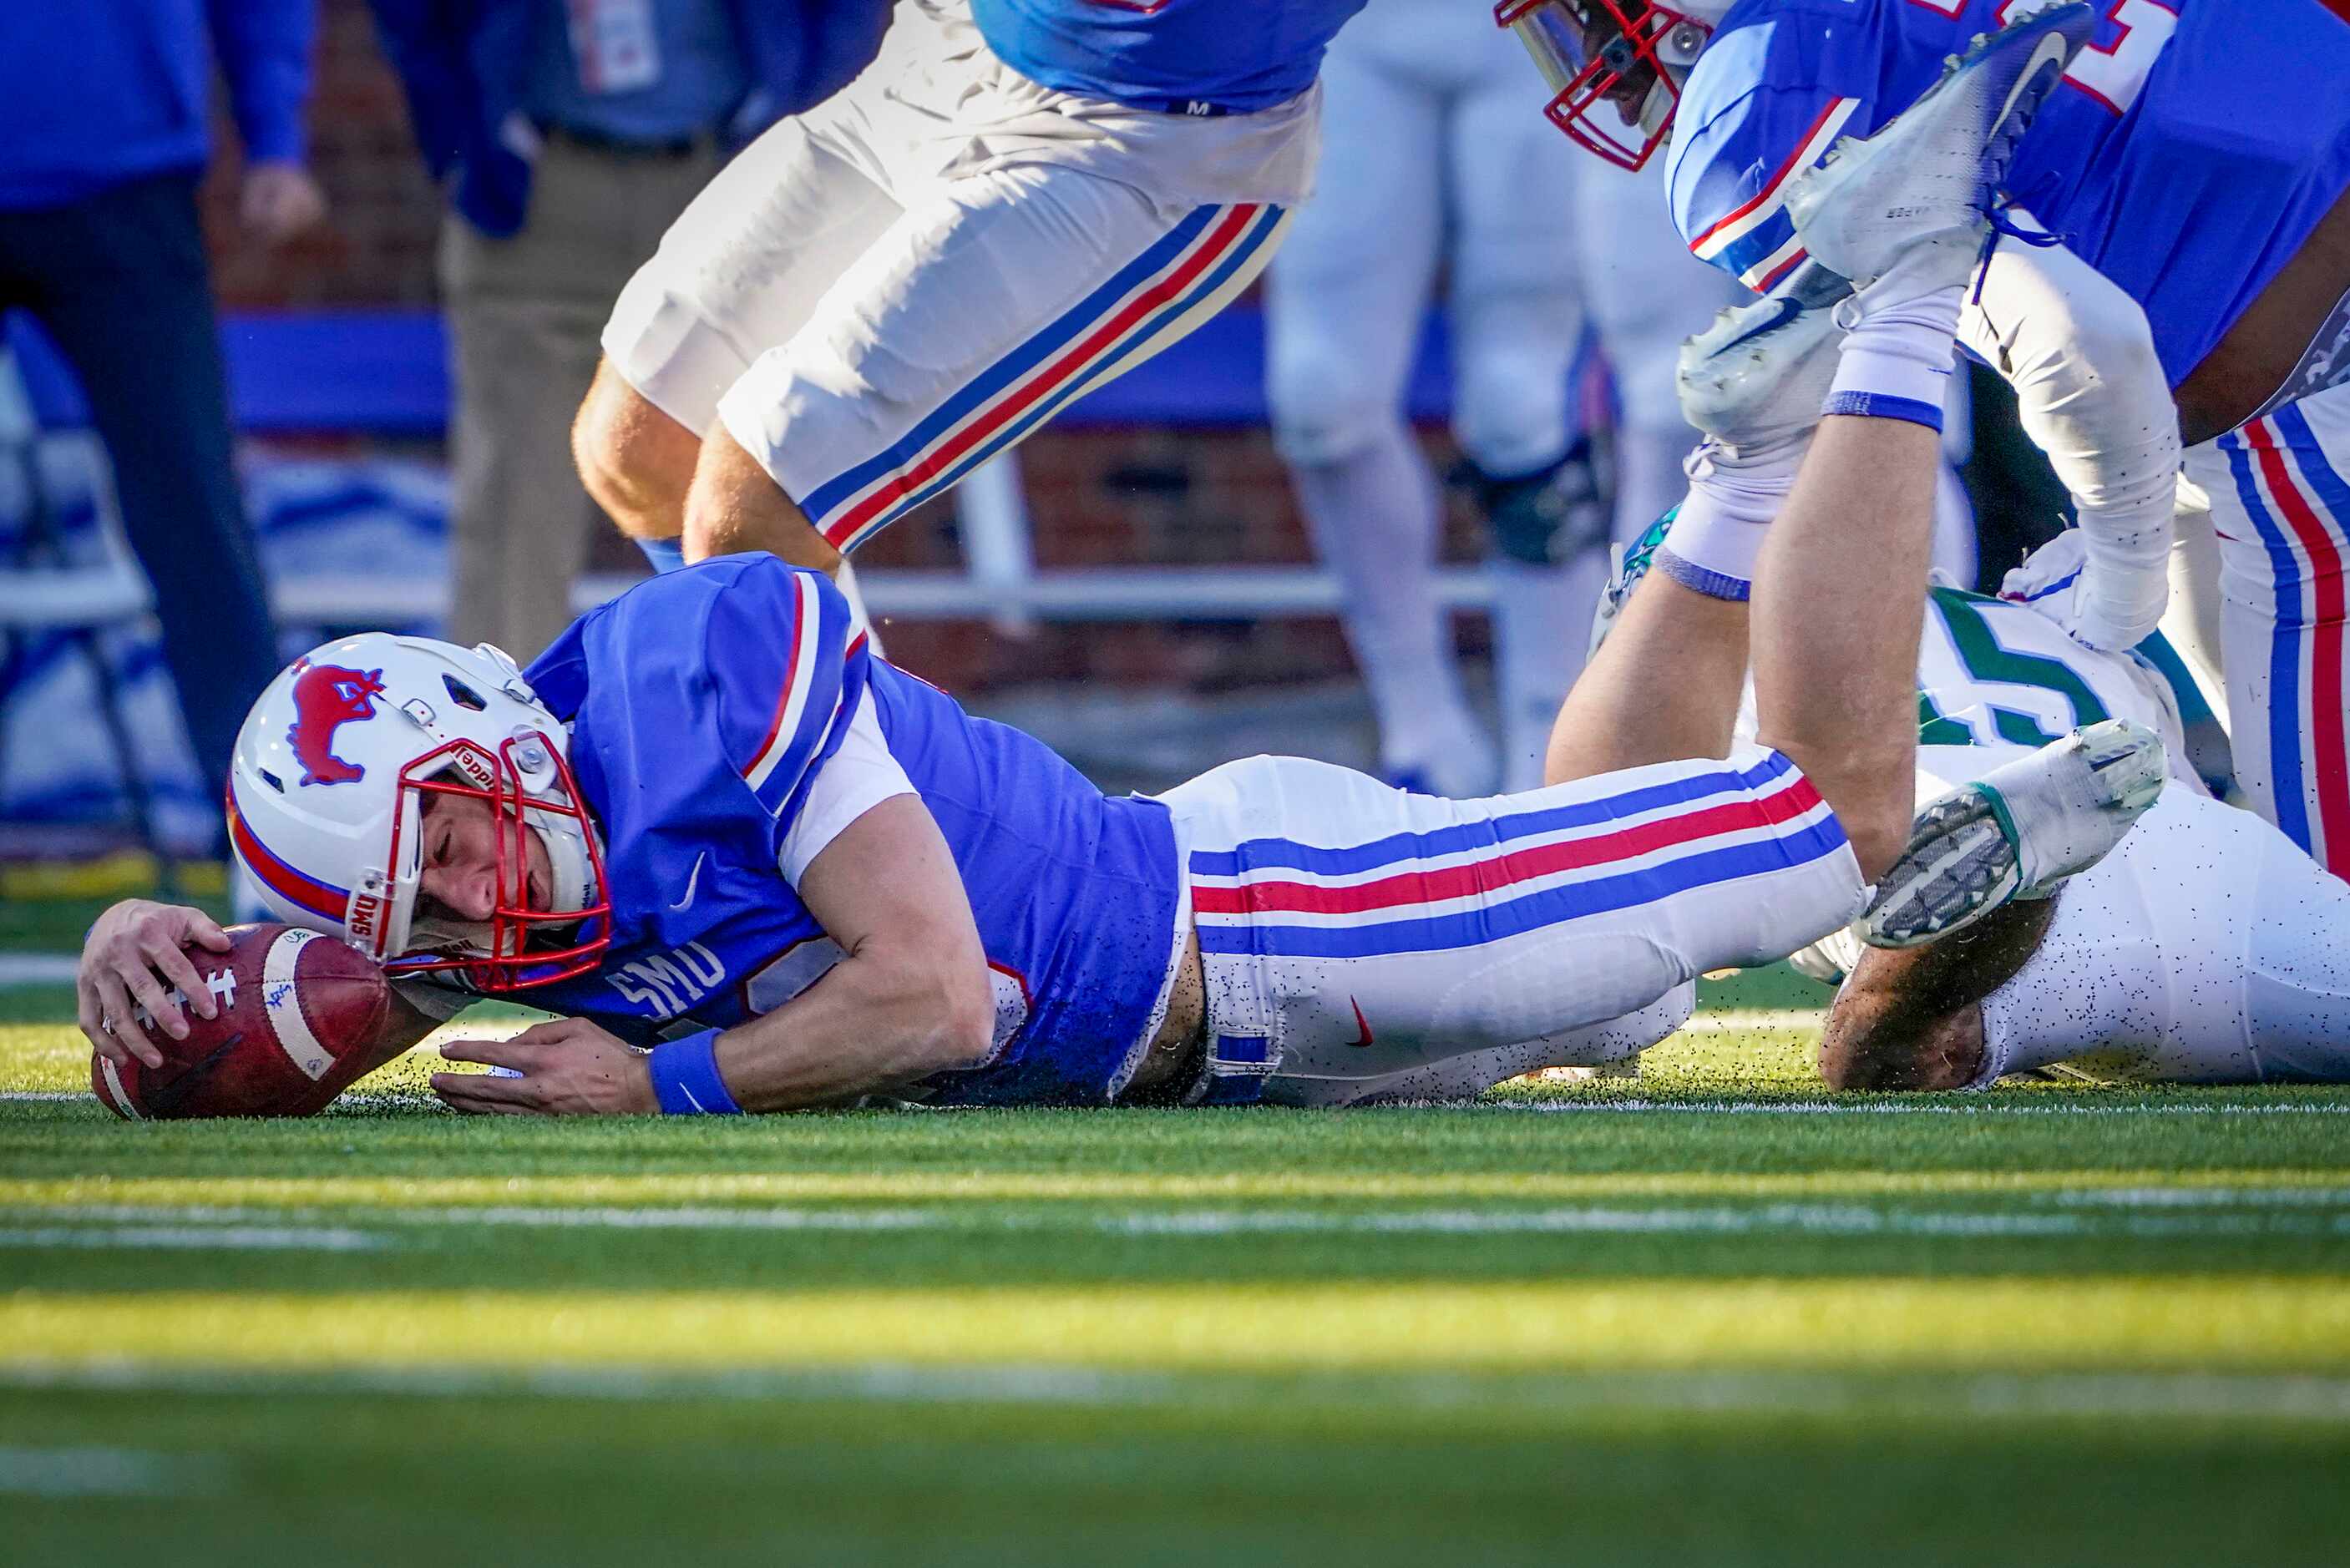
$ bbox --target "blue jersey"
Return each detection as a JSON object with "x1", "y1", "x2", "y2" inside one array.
[
  {"x1": 1666, "y1": 0, "x2": 2350, "y2": 384},
  {"x1": 512, "y1": 555, "x2": 1184, "y2": 1106},
  {"x1": 970, "y1": 0, "x2": 1368, "y2": 114}
]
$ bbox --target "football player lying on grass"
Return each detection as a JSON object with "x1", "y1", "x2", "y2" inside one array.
[
  {"x1": 1806, "y1": 574, "x2": 2350, "y2": 1090},
  {"x1": 77, "y1": 78, "x2": 2153, "y2": 1114}
]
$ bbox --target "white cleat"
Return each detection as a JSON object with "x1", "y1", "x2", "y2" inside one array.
[
  {"x1": 1675, "y1": 280, "x2": 1845, "y2": 452},
  {"x1": 1785, "y1": 3, "x2": 2094, "y2": 292},
  {"x1": 1861, "y1": 717, "x2": 2166, "y2": 948}
]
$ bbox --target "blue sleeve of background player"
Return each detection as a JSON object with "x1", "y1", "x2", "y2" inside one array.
[
  {"x1": 701, "y1": 556, "x2": 874, "y2": 832},
  {"x1": 1665, "y1": 16, "x2": 1871, "y2": 294}
]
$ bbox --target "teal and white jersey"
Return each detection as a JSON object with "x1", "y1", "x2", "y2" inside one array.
[{"x1": 1913, "y1": 587, "x2": 2226, "y2": 798}]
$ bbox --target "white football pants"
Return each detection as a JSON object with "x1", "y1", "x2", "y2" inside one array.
[
  {"x1": 2180, "y1": 381, "x2": 2350, "y2": 878},
  {"x1": 1158, "y1": 748, "x2": 1866, "y2": 1106}
]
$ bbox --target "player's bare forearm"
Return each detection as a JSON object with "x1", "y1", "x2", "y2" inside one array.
[
  {"x1": 711, "y1": 939, "x2": 997, "y2": 1110},
  {"x1": 716, "y1": 794, "x2": 997, "y2": 1108},
  {"x1": 680, "y1": 426, "x2": 843, "y2": 575},
  {"x1": 1818, "y1": 896, "x2": 2059, "y2": 1091}
]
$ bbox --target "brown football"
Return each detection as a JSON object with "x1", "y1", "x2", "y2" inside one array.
[{"x1": 90, "y1": 923, "x2": 392, "y2": 1120}]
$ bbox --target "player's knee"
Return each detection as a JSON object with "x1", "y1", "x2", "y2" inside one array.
[
  {"x1": 1267, "y1": 346, "x2": 1392, "y2": 468},
  {"x1": 1452, "y1": 354, "x2": 1571, "y2": 481},
  {"x1": 574, "y1": 365, "x2": 698, "y2": 540}
]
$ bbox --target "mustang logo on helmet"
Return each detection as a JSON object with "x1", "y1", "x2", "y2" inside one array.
[{"x1": 286, "y1": 661, "x2": 387, "y2": 787}]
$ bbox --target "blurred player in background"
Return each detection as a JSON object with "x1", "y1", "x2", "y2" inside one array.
[
  {"x1": 1568, "y1": 159, "x2": 1740, "y2": 589},
  {"x1": 572, "y1": 0, "x2": 1368, "y2": 598},
  {"x1": 0, "y1": 0, "x2": 322, "y2": 844},
  {"x1": 1265, "y1": 0, "x2": 1587, "y2": 795},
  {"x1": 367, "y1": 0, "x2": 890, "y2": 661}
]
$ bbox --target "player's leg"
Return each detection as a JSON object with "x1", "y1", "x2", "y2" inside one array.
[
  {"x1": 1265, "y1": 31, "x2": 1493, "y2": 795},
  {"x1": 1264, "y1": 984, "x2": 1694, "y2": 1107},
  {"x1": 12, "y1": 175, "x2": 280, "y2": 827},
  {"x1": 2189, "y1": 386, "x2": 2350, "y2": 876},
  {"x1": 1162, "y1": 751, "x2": 1861, "y2": 1103},
  {"x1": 1568, "y1": 6, "x2": 2108, "y2": 876},
  {"x1": 1446, "y1": 32, "x2": 1590, "y2": 791},
  {"x1": 578, "y1": 109, "x2": 904, "y2": 554},
  {"x1": 707, "y1": 159, "x2": 1289, "y2": 569}
]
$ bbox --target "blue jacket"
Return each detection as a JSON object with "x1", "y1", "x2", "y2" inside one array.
[
  {"x1": 0, "y1": 0, "x2": 314, "y2": 210},
  {"x1": 366, "y1": 0, "x2": 889, "y2": 237}
]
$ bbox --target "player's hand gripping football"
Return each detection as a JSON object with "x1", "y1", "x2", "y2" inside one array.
[
  {"x1": 433, "y1": 1018, "x2": 660, "y2": 1116},
  {"x1": 76, "y1": 899, "x2": 232, "y2": 1069}
]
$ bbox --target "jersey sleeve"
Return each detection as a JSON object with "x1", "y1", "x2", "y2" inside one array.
[
  {"x1": 702, "y1": 557, "x2": 875, "y2": 832},
  {"x1": 776, "y1": 686, "x2": 918, "y2": 883},
  {"x1": 1666, "y1": 19, "x2": 1867, "y2": 294}
]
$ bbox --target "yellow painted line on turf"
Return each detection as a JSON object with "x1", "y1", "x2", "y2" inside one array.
[
  {"x1": 6, "y1": 1279, "x2": 2350, "y2": 1374},
  {"x1": 3, "y1": 1170, "x2": 2347, "y2": 1211}
]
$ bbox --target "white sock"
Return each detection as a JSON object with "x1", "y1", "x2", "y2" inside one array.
[
  {"x1": 1657, "y1": 431, "x2": 1809, "y2": 600},
  {"x1": 1289, "y1": 427, "x2": 1491, "y2": 781},
  {"x1": 1823, "y1": 280, "x2": 1964, "y2": 432}
]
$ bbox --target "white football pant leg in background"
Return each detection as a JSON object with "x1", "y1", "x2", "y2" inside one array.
[
  {"x1": 2183, "y1": 382, "x2": 2350, "y2": 877},
  {"x1": 1159, "y1": 748, "x2": 1864, "y2": 1103},
  {"x1": 1573, "y1": 159, "x2": 1740, "y2": 548},
  {"x1": 1267, "y1": 0, "x2": 1500, "y2": 796},
  {"x1": 1977, "y1": 787, "x2": 2350, "y2": 1083},
  {"x1": 1444, "y1": 12, "x2": 1587, "y2": 791}
]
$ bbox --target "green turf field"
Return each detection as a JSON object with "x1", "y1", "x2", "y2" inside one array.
[{"x1": 4, "y1": 966, "x2": 2348, "y2": 1565}]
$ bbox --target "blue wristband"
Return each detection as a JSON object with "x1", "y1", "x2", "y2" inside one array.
[
  {"x1": 636, "y1": 536, "x2": 688, "y2": 574},
  {"x1": 648, "y1": 1029, "x2": 743, "y2": 1115},
  {"x1": 1819, "y1": 389, "x2": 1944, "y2": 432}
]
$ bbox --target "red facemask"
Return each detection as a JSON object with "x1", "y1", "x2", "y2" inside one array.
[
  {"x1": 1496, "y1": 0, "x2": 1707, "y2": 173},
  {"x1": 381, "y1": 732, "x2": 611, "y2": 993}
]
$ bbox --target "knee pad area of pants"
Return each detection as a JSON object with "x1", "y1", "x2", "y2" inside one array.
[
  {"x1": 600, "y1": 279, "x2": 739, "y2": 438},
  {"x1": 1452, "y1": 357, "x2": 1574, "y2": 480},
  {"x1": 1430, "y1": 930, "x2": 1684, "y2": 1050},
  {"x1": 1268, "y1": 351, "x2": 1396, "y2": 467}
]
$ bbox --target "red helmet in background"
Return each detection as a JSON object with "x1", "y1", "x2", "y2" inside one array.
[{"x1": 1496, "y1": 0, "x2": 1725, "y2": 172}]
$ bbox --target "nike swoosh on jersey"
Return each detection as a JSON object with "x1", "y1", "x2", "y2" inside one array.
[
  {"x1": 1345, "y1": 996, "x2": 1374, "y2": 1049},
  {"x1": 669, "y1": 852, "x2": 707, "y2": 911}
]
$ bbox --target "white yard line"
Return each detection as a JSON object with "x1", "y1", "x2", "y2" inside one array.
[
  {"x1": 0, "y1": 1444, "x2": 225, "y2": 1498},
  {"x1": 3, "y1": 1361, "x2": 2348, "y2": 1425},
  {"x1": 6, "y1": 1196, "x2": 2343, "y2": 1242},
  {"x1": 0, "y1": 1225, "x2": 386, "y2": 1252},
  {"x1": 1489, "y1": 1099, "x2": 2350, "y2": 1115},
  {"x1": 0, "y1": 954, "x2": 78, "y2": 987}
]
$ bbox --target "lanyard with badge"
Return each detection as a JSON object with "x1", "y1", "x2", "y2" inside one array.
[{"x1": 568, "y1": 0, "x2": 664, "y2": 94}]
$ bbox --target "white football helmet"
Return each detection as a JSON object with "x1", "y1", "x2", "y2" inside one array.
[
  {"x1": 225, "y1": 633, "x2": 610, "y2": 992},
  {"x1": 1497, "y1": 0, "x2": 1729, "y2": 171}
]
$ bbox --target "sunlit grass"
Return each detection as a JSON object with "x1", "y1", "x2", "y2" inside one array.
[{"x1": 13, "y1": 1277, "x2": 2350, "y2": 1374}]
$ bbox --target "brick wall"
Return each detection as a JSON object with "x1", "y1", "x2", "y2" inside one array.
[{"x1": 194, "y1": 1, "x2": 1497, "y2": 695}]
